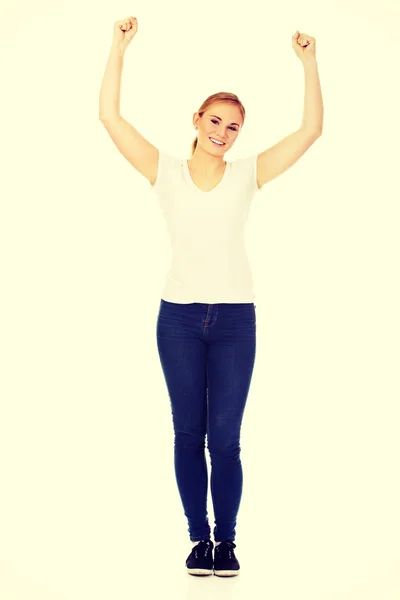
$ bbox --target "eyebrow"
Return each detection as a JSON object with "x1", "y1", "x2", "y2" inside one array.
[{"x1": 209, "y1": 115, "x2": 240, "y2": 127}]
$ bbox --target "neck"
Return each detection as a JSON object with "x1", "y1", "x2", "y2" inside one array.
[{"x1": 188, "y1": 146, "x2": 226, "y2": 171}]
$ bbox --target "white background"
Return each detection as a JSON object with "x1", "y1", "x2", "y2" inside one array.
[{"x1": 1, "y1": 0, "x2": 399, "y2": 599}]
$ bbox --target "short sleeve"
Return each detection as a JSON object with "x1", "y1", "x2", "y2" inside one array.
[
  {"x1": 149, "y1": 149, "x2": 178, "y2": 192},
  {"x1": 248, "y1": 154, "x2": 259, "y2": 193},
  {"x1": 232, "y1": 154, "x2": 259, "y2": 194},
  {"x1": 149, "y1": 149, "x2": 163, "y2": 191}
]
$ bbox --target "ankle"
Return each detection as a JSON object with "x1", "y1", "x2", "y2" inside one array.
[{"x1": 191, "y1": 539, "x2": 211, "y2": 547}]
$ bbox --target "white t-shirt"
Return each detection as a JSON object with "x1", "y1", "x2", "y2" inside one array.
[{"x1": 150, "y1": 150, "x2": 260, "y2": 304}]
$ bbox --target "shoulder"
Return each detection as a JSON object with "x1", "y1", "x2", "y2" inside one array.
[
  {"x1": 231, "y1": 154, "x2": 260, "y2": 191},
  {"x1": 149, "y1": 150, "x2": 182, "y2": 189}
]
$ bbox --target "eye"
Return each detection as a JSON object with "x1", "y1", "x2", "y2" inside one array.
[{"x1": 211, "y1": 119, "x2": 237, "y2": 131}]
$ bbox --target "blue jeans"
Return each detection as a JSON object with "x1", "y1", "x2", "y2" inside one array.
[{"x1": 156, "y1": 299, "x2": 257, "y2": 542}]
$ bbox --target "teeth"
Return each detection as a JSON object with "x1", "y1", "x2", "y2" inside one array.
[{"x1": 210, "y1": 137, "x2": 224, "y2": 145}]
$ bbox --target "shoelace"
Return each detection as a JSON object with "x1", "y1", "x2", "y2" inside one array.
[
  {"x1": 193, "y1": 540, "x2": 212, "y2": 559},
  {"x1": 215, "y1": 540, "x2": 236, "y2": 559}
]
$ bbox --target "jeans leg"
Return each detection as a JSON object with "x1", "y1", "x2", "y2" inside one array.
[
  {"x1": 156, "y1": 301, "x2": 211, "y2": 541},
  {"x1": 206, "y1": 304, "x2": 256, "y2": 542}
]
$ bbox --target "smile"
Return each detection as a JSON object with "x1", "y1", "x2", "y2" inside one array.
[{"x1": 209, "y1": 137, "x2": 225, "y2": 146}]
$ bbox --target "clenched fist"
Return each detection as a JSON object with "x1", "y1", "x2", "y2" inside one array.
[{"x1": 112, "y1": 17, "x2": 138, "y2": 55}]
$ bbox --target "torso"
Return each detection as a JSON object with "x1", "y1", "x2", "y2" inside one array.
[{"x1": 187, "y1": 162, "x2": 227, "y2": 193}]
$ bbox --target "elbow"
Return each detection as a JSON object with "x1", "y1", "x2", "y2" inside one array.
[{"x1": 99, "y1": 114, "x2": 121, "y2": 123}]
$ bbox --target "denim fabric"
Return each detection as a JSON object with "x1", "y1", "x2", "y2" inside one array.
[{"x1": 156, "y1": 299, "x2": 257, "y2": 542}]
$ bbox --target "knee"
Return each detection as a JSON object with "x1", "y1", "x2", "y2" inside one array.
[
  {"x1": 174, "y1": 429, "x2": 206, "y2": 450},
  {"x1": 208, "y1": 439, "x2": 241, "y2": 462}
]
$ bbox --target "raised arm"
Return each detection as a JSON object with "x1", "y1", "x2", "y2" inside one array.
[{"x1": 99, "y1": 17, "x2": 159, "y2": 186}]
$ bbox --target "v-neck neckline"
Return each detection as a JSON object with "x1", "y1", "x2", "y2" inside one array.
[{"x1": 183, "y1": 159, "x2": 231, "y2": 194}]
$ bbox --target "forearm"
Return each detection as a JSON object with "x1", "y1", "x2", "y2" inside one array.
[
  {"x1": 99, "y1": 45, "x2": 125, "y2": 120},
  {"x1": 301, "y1": 58, "x2": 324, "y2": 134}
]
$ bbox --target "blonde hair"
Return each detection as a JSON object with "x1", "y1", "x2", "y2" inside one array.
[{"x1": 190, "y1": 92, "x2": 246, "y2": 157}]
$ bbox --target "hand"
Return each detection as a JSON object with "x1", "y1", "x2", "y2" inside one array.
[
  {"x1": 112, "y1": 16, "x2": 138, "y2": 54},
  {"x1": 292, "y1": 30, "x2": 316, "y2": 62}
]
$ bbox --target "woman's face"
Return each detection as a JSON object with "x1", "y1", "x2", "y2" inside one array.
[{"x1": 194, "y1": 104, "x2": 243, "y2": 152}]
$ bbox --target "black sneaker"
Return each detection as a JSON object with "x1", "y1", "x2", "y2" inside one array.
[
  {"x1": 186, "y1": 540, "x2": 214, "y2": 576},
  {"x1": 213, "y1": 540, "x2": 240, "y2": 576}
]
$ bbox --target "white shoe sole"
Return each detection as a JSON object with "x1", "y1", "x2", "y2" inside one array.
[{"x1": 187, "y1": 567, "x2": 213, "y2": 575}]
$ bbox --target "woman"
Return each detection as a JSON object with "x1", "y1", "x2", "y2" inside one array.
[{"x1": 99, "y1": 16, "x2": 323, "y2": 577}]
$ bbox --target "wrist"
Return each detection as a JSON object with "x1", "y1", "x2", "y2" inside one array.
[
  {"x1": 302, "y1": 56, "x2": 317, "y2": 67},
  {"x1": 110, "y1": 44, "x2": 125, "y2": 58}
]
